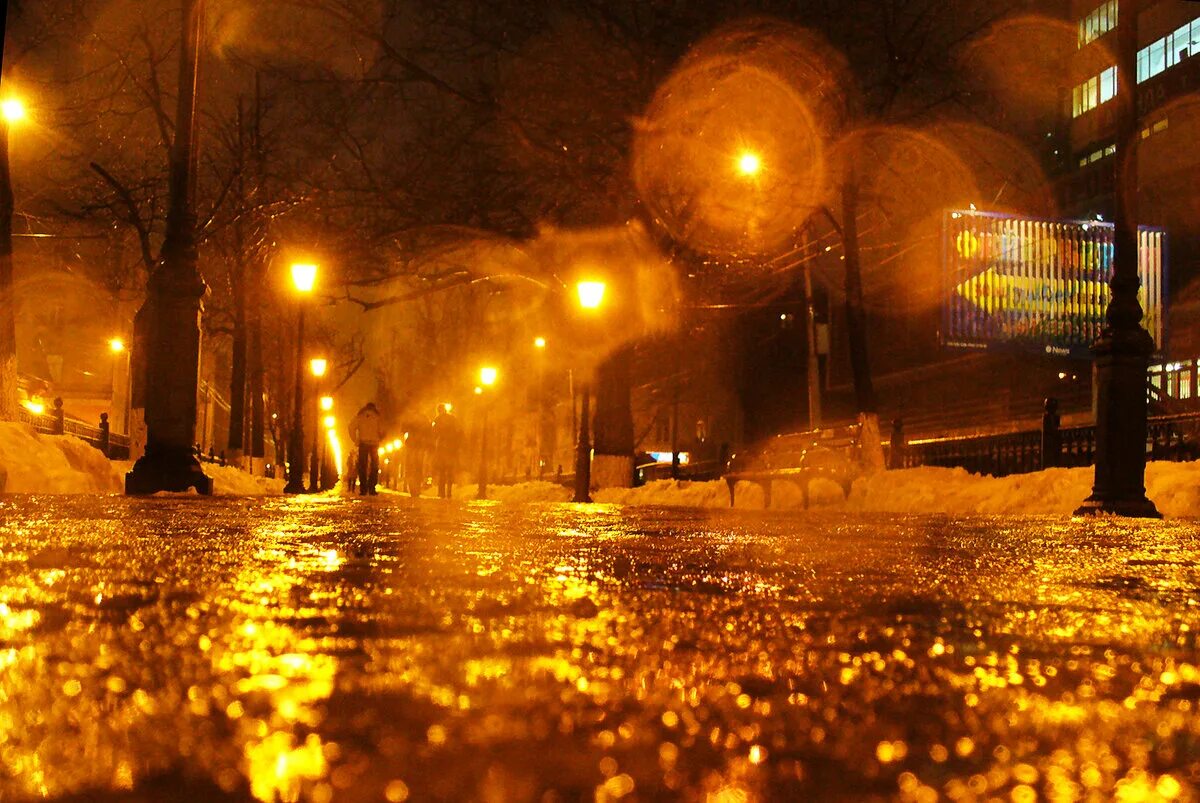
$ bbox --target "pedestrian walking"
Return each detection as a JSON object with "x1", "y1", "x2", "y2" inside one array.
[
  {"x1": 349, "y1": 402, "x2": 384, "y2": 495},
  {"x1": 432, "y1": 404, "x2": 461, "y2": 499}
]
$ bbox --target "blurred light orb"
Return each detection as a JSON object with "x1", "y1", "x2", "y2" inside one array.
[
  {"x1": 319, "y1": 395, "x2": 334, "y2": 411},
  {"x1": 108, "y1": 337, "x2": 125, "y2": 353},
  {"x1": 309, "y1": 358, "x2": 327, "y2": 377},
  {"x1": 479, "y1": 366, "x2": 498, "y2": 386},
  {"x1": 633, "y1": 18, "x2": 848, "y2": 258},
  {"x1": 534, "y1": 336, "x2": 547, "y2": 349},
  {"x1": 1, "y1": 98, "x2": 25, "y2": 123}
]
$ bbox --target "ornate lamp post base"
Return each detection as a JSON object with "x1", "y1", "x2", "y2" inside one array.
[
  {"x1": 1073, "y1": 333, "x2": 1161, "y2": 519},
  {"x1": 126, "y1": 445, "x2": 213, "y2": 495}
]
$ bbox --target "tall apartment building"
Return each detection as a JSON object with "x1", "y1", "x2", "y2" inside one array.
[{"x1": 1063, "y1": 0, "x2": 1200, "y2": 369}]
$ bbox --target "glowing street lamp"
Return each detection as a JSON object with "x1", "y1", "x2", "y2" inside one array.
[
  {"x1": 576, "y1": 281, "x2": 606, "y2": 310},
  {"x1": 108, "y1": 337, "x2": 125, "y2": 353},
  {"x1": 474, "y1": 386, "x2": 483, "y2": 395},
  {"x1": 291, "y1": 262, "x2": 317, "y2": 294},
  {"x1": 534, "y1": 336, "x2": 547, "y2": 349},
  {"x1": 284, "y1": 261, "x2": 319, "y2": 494},
  {"x1": 323, "y1": 415, "x2": 335, "y2": 429},
  {"x1": 319, "y1": 395, "x2": 334, "y2": 411},
  {"x1": 310, "y1": 358, "x2": 327, "y2": 378},
  {"x1": 480, "y1": 365, "x2": 498, "y2": 386},
  {"x1": 736, "y1": 150, "x2": 762, "y2": 177}
]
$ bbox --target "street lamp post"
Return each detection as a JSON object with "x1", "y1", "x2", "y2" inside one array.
[
  {"x1": 308, "y1": 357, "x2": 327, "y2": 492},
  {"x1": 477, "y1": 366, "x2": 498, "y2": 499},
  {"x1": 573, "y1": 280, "x2": 606, "y2": 503},
  {"x1": 1074, "y1": 2, "x2": 1160, "y2": 518},
  {"x1": 533, "y1": 336, "x2": 547, "y2": 478},
  {"x1": 108, "y1": 337, "x2": 132, "y2": 435},
  {"x1": 0, "y1": 96, "x2": 25, "y2": 422},
  {"x1": 284, "y1": 262, "x2": 316, "y2": 494},
  {"x1": 319, "y1": 397, "x2": 334, "y2": 490}
]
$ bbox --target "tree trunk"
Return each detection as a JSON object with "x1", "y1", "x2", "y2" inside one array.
[
  {"x1": 842, "y1": 175, "x2": 885, "y2": 472},
  {"x1": 226, "y1": 100, "x2": 247, "y2": 461},
  {"x1": 842, "y1": 176, "x2": 876, "y2": 414},
  {"x1": 591, "y1": 347, "x2": 634, "y2": 488}
]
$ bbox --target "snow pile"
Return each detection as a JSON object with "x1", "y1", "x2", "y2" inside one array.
[
  {"x1": 589, "y1": 462, "x2": 1200, "y2": 518},
  {"x1": 846, "y1": 466, "x2": 1094, "y2": 515},
  {"x1": 455, "y1": 481, "x2": 571, "y2": 503},
  {"x1": 205, "y1": 463, "x2": 286, "y2": 496},
  {"x1": 594, "y1": 478, "x2": 846, "y2": 509},
  {"x1": 0, "y1": 422, "x2": 122, "y2": 494}
]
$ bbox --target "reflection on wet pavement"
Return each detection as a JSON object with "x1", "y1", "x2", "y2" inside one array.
[{"x1": 1, "y1": 496, "x2": 1199, "y2": 800}]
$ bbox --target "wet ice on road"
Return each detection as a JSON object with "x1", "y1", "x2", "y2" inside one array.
[{"x1": 1, "y1": 495, "x2": 1199, "y2": 801}]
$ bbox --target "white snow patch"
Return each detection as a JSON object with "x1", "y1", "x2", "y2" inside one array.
[
  {"x1": 0, "y1": 422, "x2": 122, "y2": 493},
  {"x1": 204, "y1": 463, "x2": 286, "y2": 496}
]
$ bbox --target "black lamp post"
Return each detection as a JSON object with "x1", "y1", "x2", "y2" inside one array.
[
  {"x1": 284, "y1": 263, "x2": 316, "y2": 494},
  {"x1": 572, "y1": 280, "x2": 606, "y2": 503},
  {"x1": 1074, "y1": 1, "x2": 1160, "y2": 518}
]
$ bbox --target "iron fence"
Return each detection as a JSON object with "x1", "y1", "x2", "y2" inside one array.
[{"x1": 896, "y1": 410, "x2": 1200, "y2": 477}]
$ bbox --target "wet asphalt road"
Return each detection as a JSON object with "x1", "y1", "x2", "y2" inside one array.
[{"x1": 1, "y1": 494, "x2": 1199, "y2": 802}]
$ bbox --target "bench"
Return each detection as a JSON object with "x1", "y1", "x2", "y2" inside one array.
[{"x1": 724, "y1": 424, "x2": 863, "y2": 509}]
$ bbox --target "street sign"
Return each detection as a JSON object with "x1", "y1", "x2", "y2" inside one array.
[{"x1": 942, "y1": 210, "x2": 1166, "y2": 358}]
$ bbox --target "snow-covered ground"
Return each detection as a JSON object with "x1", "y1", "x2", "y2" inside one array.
[
  {"x1": 596, "y1": 461, "x2": 1200, "y2": 518},
  {"x1": 0, "y1": 423, "x2": 284, "y2": 495}
]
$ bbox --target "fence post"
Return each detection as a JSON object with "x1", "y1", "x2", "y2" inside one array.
[
  {"x1": 52, "y1": 398, "x2": 65, "y2": 435},
  {"x1": 888, "y1": 418, "x2": 906, "y2": 469},
  {"x1": 99, "y1": 413, "x2": 111, "y2": 457},
  {"x1": 1041, "y1": 398, "x2": 1061, "y2": 469}
]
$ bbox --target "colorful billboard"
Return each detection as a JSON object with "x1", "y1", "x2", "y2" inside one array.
[{"x1": 942, "y1": 210, "x2": 1166, "y2": 358}]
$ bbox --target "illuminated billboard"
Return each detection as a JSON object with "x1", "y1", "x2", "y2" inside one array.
[{"x1": 942, "y1": 210, "x2": 1165, "y2": 358}]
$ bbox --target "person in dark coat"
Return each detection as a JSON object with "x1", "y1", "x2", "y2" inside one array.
[{"x1": 432, "y1": 404, "x2": 461, "y2": 499}]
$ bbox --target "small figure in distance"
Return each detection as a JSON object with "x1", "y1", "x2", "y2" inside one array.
[
  {"x1": 432, "y1": 403, "x2": 461, "y2": 499},
  {"x1": 349, "y1": 402, "x2": 384, "y2": 495}
]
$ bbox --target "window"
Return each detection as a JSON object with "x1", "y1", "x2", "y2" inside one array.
[
  {"x1": 1137, "y1": 17, "x2": 1200, "y2": 83},
  {"x1": 1072, "y1": 67, "x2": 1117, "y2": 117},
  {"x1": 1078, "y1": 0, "x2": 1118, "y2": 48},
  {"x1": 1076, "y1": 143, "x2": 1116, "y2": 167}
]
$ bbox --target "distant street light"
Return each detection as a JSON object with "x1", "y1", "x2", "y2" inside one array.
[
  {"x1": 108, "y1": 337, "x2": 132, "y2": 436},
  {"x1": 736, "y1": 150, "x2": 762, "y2": 177},
  {"x1": 309, "y1": 357, "x2": 327, "y2": 378},
  {"x1": 320, "y1": 395, "x2": 333, "y2": 411},
  {"x1": 109, "y1": 337, "x2": 125, "y2": 353},
  {"x1": 477, "y1": 366, "x2": 498, "y2": 499},
  {"x1": 534, "y1": 336, "x2": 547, "y2": 349},
  {"x1": 284, "y1": 262, "x2": 317, "y2": 494}
]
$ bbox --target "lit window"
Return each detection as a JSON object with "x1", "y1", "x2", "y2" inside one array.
[
  {"x1": 1078, "y1": 0, "x2": 1118, "y2": 48},
  {"x1": 1071, "y1": 67, "x2": 1117, "y2": 117},
  {"x1": 1152, "y1": 117, "x2": 1169, "y2": 133}
]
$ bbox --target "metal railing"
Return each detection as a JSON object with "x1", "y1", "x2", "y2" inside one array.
[
  {"x1": 15, "y1": 407, "x2": 131, "y2": 460},
  {"x1": 896, "y1": 410, "x2": 1200, "y2": 477}
]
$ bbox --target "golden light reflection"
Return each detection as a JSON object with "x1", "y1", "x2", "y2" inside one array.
[{"x1": 208, "y1": 526, "x2": 343, "y2": 802}]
